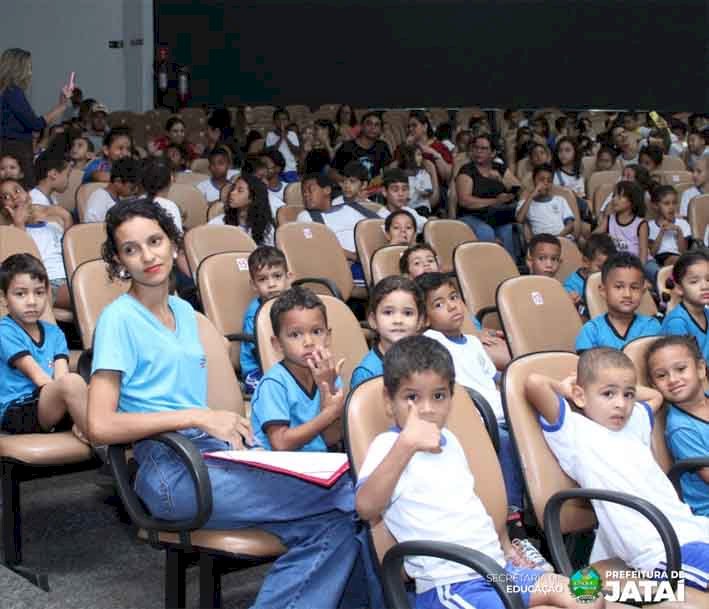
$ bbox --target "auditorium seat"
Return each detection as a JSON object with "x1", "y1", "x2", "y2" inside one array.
[
  {"x1": 354, "y1": 218, "x2": 387, "y2": 288},
  {"x1": 183, "y1": 224, "x2": 256, "y2": 279},
  {"x1": 423, "y1": 219, "x2": 476, "y2": 273},
  {"x1": 370, "y1": 244, "x2": 408, "y2": 285},
  {"x1": 61, "y1": 222, "x2": 105, "y2": 287}
]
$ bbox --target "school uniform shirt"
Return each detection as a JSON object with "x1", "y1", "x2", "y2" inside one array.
[
  {"x1": 85, "y1": 188, "x2": 120, "y2": 223},
  {"x1": 0, "y1": 317, "x2": 68, "y2": 411},
  {"x1": 251, "y1": 362, "x2": 342, "y2": 452},
  {"x1": 563, "y1": 268, "x2": 586, "y2": 297},
  {"x1": 350, "y1": 347, "x2": 384, "y2": 391},
  {"x1": 576, "y1": 313, "x2": 661, "y2": 352},
  {"x1": 207, "y1": 215, "x2": 275, "y2": 246},
  {"x1": 91, "y1": 294, "x2": 207, "y2": 414},
  {"x1": 82, "y1": 157, "x2": 111, "y2": 184},
  {"x1": 423, "y1": 329, "x2": 504, "y2": 421},
  {"x1": 268, "y1": 181, "x2": 287, "y2": 201},
  {"x1": 553, "y1": 169, "x2": 586, "y2": 197},
  {"x1": 648, "y1": 218, "x2": 691, "y2": 255},
  {"x1": 619, "y1": 154, "x2": 639, "y2": 167},
  {"x1": 296, "y1": 204, "x2": 369, "y2": 252},
  {"x1": 377, "y1": 206, "x2": 427, "y2": 234},
  {"x1": 265, "y1": 131, "x2": 300, "y2": 174},
  {"x1": 662, "y1": 303, "x2": 709, "y2": 359},
  {"x1": 357, "y1": 427, "x2": 506, "y2": 593},
  {"x1": 268, "y1": 192, "x2": 285, "y2": 217},
  {"x1": 687, "y1": 150, "x2": 709, "y2": 171},
  {"x1": 29, "y1": 187, "x2": 57, "y2": 207},
  {"x1": 666, "y1": 403, "x2": 709, "y2": 516},
  {"x1": 329, "y1": 195, "x2": 350, "y2": 207},
  {"x1": 680, "y1": 186, "x2": 703, "y2": 218},
  {"x1": 196, "y1": 170, "x2": 239, "y2": 204},
  {"x1": 408, "y1": 169, "x2": 433, "y2": 211},
  {"x1": 608, "y1": 214, "x2": 647, "y2": 259},
  {"x1": 25, "y1": 221, "x2": 65, "y2": 281},
  {"x1": 516, "y1": 194, "x2": 574, "y2": 236},
  {"x1": 152, "y1": 196, "x2": 184, "y2": 233},
  {"x1": 541, "y1": 396, "x2": 709, "y2": 572},
  {"x1": 239, "y1": 297, "x2": 261, "y2": 378}
]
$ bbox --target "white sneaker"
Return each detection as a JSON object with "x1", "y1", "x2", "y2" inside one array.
[{"x1": 510, "y1": 538, "x2": 555, "y2": 572}]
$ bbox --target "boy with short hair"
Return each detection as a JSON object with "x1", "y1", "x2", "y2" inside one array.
[
  {"x1": 516, "y1": 164, "x2": 575, "y2": 237},
  {"x1": 332, "y1": 161, "x2": 372, "y2": 207},
  {"x1": 261, "y1": 148, "x2": 287, "y2": 200},
  {"x1": 526, "y1": 233, "x2": 562, "y2": 278},
  {"x1": 82, "y1": 126, "x2": 133, "y2": 184},
  {"x1": 241, "y1": 246, "x2": 292, "y2": 393},
  {"x1": 378, "y1": 168, "x2": 427, "y2": 233},
  {"x1": 356, "y1": 335, "x2": 578, "y2": 608},
  {"x1": 30, "y1": 152, "x2": 71, "y2": 207},
  {"x1": 526, "y1": 348, "x2": 709, "y2": 593},
  {"x1": 84, "y1": 158, "x2": 142, "y2": 223},
  {"x1": 0, "y1": 253, "x2": 88, "y2": 439},
  {"x1": 575, "y1": 252, "x2": 661, "y2": 352},
  {"x1": 265, "y1": 108, "x2": 300, "y2": 182},
  {"x1": 197, "y1": 147, "x2": 238, "y2": 204},
  {"x1": 70, "y1": 136, "x2": 94, "y2": 171},
  {"x1": 563, "y1": 233, "x2": 617, "y2": 309},
  {"x1": 251, "y1": 286, "x2": 344, "y2": 451},
  {"x1": 686, "y1": 129, "x2": 709, "y2": 171},
  {"x1": 680, "y1": 157, "x2": 708, "y2": 218}
]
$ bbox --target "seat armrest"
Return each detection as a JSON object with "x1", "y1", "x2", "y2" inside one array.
[
  {"x1": 292, "y1": 277, "x2": 343, "y2": 300},
  {"x1": 108, "y1": 432, "x2": 213, "y2": 535},
  {"x1": 382, "y1": 541, "x2": 525, "y2": 609},
  {"x1": 464, "y1": 388, "x2": 500, "y2": 453},
  {"x1": 668, "y1": 457, "x2": 709, "y2": 499},
  {"x1": 77, "y1": 349, "x2": 93, "y2": 384},
  {"x1": 543, "y1": 488, "x2": 681, "y2": 589},
  {"x1": 475, "y1": 306, "x2": 498, "y2": 325},
  {"x1": 225, "y1": 332, "x2": 254, "y2": 343}
]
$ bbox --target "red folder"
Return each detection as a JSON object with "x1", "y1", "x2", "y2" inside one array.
[{"x1": 204, "y1": 450, "x2": 350, "y2": 488}]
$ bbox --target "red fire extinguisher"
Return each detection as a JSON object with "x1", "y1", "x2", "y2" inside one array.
[
  {"x1": 177, "y1": 66, "x2": 190, "y2": 109},
  {"x1": 156, "y1": 46, "x2": 169, "y2": 108}
]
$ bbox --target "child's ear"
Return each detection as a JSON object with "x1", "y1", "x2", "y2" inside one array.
[
  {"x1": 367, "y1": 310, "x2": 378, "y2": 331},
  {"x1": 102, "y1": 145, "x2": 110, "y2": 158},
  {"x1": 270, "y1": 334, "x2": 283, "y2": 355},
  {"x1": 571, "y1": 383, "x2": 586, "y2": 409},
  {"x1": 285, "y1": 270, "x2": 294, "y2": 285},
  {"x1": 599, "y1": 281, "x2": 607, "y2": 302},
  {"x1": 525, "y1": 255, "x2": 533, "y2": 273},
  {"x1": 382, "y1": 387, "x2": 395, "y2": 419}
]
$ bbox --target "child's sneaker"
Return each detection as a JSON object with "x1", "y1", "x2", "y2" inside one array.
[{"x1": 509, "y1": 538, "x2": 554, "y2": 573}]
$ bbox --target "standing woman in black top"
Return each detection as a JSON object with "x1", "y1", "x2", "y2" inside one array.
[{"x1": 0, "y1": 48, "x2": 72, "y2": 187}]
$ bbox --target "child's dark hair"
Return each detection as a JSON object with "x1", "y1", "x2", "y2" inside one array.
[
  {"x1": 399, "y1": 243, "x2": 437, "y2": 274},
  {"x1": 102, "y1": 198, "x2": 183, "y2": 281},
  {"x1": 270, "y1": 286, "x2": 327, "y2": 337},
  {"x1": 208, "y1": 146, "x2": 230, "y2": 164},
  {"x1": 110, "y1": 157, "x2": 142, "y2": 183},
  {"x1": 596, "y1": 145, "x2": 617, "y2": 164},
  {"x1": 528, "y1": 233, "x2": 561, "y2": 255},
  {"x1": 624, "y1": 164, "x2": 655, "y2": 196},
  {"x1": 78, "y1": 135, "x2": 95, "y2": 153},
  {"x1": 242, "y1": 155, "x2": 267, "y2": 176},
  {"x1": 224, "y1": 175, "x2": 274, "y2": 244},
  {"x1": 272, "y1": 107, "x2": 290, "y2": 122},
  {"x1": 639, "y1": 144, "x2": 663, "y2": 168},
  {"x1": 398, "y1": 144, "x2": 419, "y2": 172},
  {"x1": 552, "y1": 136, "x2": 581, "y2": 177},
  {"x1": 614, "y1": 180, "x2": 645, "y2": 216},
  {"x1": 165, "y1": 117, "x2": 185, "y2": 133},
  {"x1": 248, "y1": 245, "x2": 288, "y2": 278},
  {"x1": 577, "y1": 347, "x2": 635, "y2": 387},
  {"x1": 302, "y1": 172, "x2": 333, "y2": 190},
  {"x1": 383, "y1": 168, "x2": 409, "y2": 189},
  {"x1": 600, "y1": 252, "x2": 644, "y2": 283},
  {"x1": 651, "y1": 184, "x2": 677, "y2": 204},
  {"x1": 314, "y1": 119, "x2": 337, "y2": 147},
  {"x1": 383, "y1": 335, "x2": 455, "y2": 397},
  {"x1": 672, "y1": 250, "x2": 709, "y2": 285},
  {"x1": 646, "y1": 335, "x2": 703, "y2": 373},
  {"x1": 262, "y1": 147, "x2": 285, "y2": 171},
  {"x1": 103, "y1": 126, "x2": 133, "y2": 149},
  {"x1": 34, "y1": 151, "x2": 68, "y2": 182},
  {"x1": 0, "y1": 253, "x2": 49, "y2": 292},
  {"x1": 532, "y1": 163, "x2": 554, "y2": 181},
  {"x1": 343, "y1": 161, "x2": 368, "y2": 182},
  {"x1": 141, "y1": 157, "x2": 171, "y2": 195},
  {"x1": 409, "y1": 110, "x2": 434, "y2": 138},
  {"x1": 370, "y1": 275, "x2": 425, "y2": 318},
  {"x1": 581, "y1": 233, "x2": 616, "y2": 260},
  {"x1": 435, "y1": 122, "x2": 453, "y2": 142},
  {"x1": 414, "y1": 271, "x2": 457, "y2": 299},
  {"x1": 385, "y1": 209, "x2": 416, "y2": 234}
]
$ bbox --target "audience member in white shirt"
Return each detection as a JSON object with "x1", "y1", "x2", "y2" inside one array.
[
  {"x1": 196, "y1": 147, "x2": 238, "y2": 204},
  {"x1": 265, "y1": 108, "x2": 300, "y2": 182},
  {"x1": 85, "y1": 157, "x2": 142, "y2": 223}
]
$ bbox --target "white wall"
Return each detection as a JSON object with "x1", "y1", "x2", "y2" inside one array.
[{"x1": 0, "y1": 0, "x2": 153, "y2": 114}]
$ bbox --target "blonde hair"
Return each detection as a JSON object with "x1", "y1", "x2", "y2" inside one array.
[{"x1": 0, "y1": 48, "x2": 32, "y2": 93}]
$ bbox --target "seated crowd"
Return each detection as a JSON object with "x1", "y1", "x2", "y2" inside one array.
[{"x1": 2, "y1": 103, "x2": 709, "y2": 609}]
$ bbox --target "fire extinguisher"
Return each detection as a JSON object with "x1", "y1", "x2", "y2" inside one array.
[
  {"x1": 156, "y1": 46, "x2": 169, "y2": 109},
  {"x1": 177, "y1": 66, "x2": 190, "y2": 109}
]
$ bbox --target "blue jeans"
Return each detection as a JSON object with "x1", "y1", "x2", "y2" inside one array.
[
  {"x1": 460, "y1": 215, "x2": 518, "y2": 259},
  {"x1": 498, "y1": 424, "x2": 524, "y2": 510},
  {"x1": 133, "y1": 429, "x2": 383, "y2": 609}
]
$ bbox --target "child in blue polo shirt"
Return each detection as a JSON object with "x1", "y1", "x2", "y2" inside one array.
[
  {"x1": 0, "y1": 253, "x2": 87, "y2": 438},
  {"x1": 575, "y1": 252, "x2": 661, "y2": 352},
  {"x1": 661, "y1": 250, "x2": 709, "y2": 359},
  {"x1": 563, "y1": 233, "x2": 617, "y2": 312},
  {"x1": 251, "y1": 286, "x2": 345, "y2": 451},
  {"x1": 351, "y1": 275, "x2": 424, "y2": 391},
  {"x1": 647, "y1": 335, "x2": 709, "y2": 517},
  {"x1": 240, "y1": 246, "x2": 291, "y2": 393}
]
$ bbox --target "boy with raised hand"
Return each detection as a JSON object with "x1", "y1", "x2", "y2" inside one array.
[
  {"x1": 240, "y1": 246, "x2": 292, "y2": 393},
  {"x1": 377, "y1": 168, "x2": 427, "y2": 233},
  {"x1": 526, "y1": 348, "x2": 709, "y2": 597},
  {"x1": 516, "y1": 164, "x2": 575, "y2": 238},
  {"x1": 356, "y1": 336, "x2": 586, "y2": 609},
  {"x1": 575, "y1": 252, "x2": 661, "y2": 353},
  {"x1": 250, "y1": 286, "x2": 345, "y2": 451}
]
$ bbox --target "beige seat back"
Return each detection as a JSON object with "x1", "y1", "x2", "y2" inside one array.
[
  {"x1": 183, "y1": 224, "x2": 257, "y2": 278},
  {"x1": 255, "y1": 294, "x2": 367, "y2": 394},
  {"x1": 174, "y1": 172, "x2": 209, "y2": 186},
  {"x1": 592, "y1": 182, "x2": 615, "y2": 217},
  {"x1": 76, "y1": 182, "x2": 109, "y2": 223},
  {"x1": 354, "y1": 219, "x2": 388, "y2": 288},
  {"x1": 55, "y1": 169, "x2": 84, "y2": 212},
  {"x1": 190, "y1": 158, "x2": 209, "y2": 174},
  {"x1": 371, "y1": 245, "x2": 408, "y2": 285},
  {"x1": 275, "y1": 222, "x2": 353, "y2": 301},
  {"x1": 453, "y1": 241, "x2": 518, "y2": 330},
  {"x1": 207, "y1": 202, "x2": 224, "y2": 223},
  {"x1": 423, "y1": 219, "x2": 476, "y2": 273},
  {"x1": 197, "y1": 251, "x2": 257, "y2": 372},
  {"x1": 587, "y1": 170, "x2": 620, "y2": 203},
  {"x1": 558, "y1": 238, "x2": 583, "y2": 284},
  {"x1": 656, "y1": 264, "x2": 680, "y2": 313},
  {"x1": 276, "y1": 205, "x2": 304, "y2": 226},
  {"x1": 688, "y1": 195, "x2": 709, "y2": 242},
  {"x1": 659, "y1": 170, "x2": 692, "y2": 187},
  {"x1": 659, "y1": 157, "x2": 686, "y2": 172},
  {"x1": 497, "y1": 276, "x2": 582, "y2": 357},
  {"x1": 284, "y1": 182, "x2": 303, "y2": 206},
  {"x1": 71, "y1": 259, "x2": 130, "y2": 350},
  {"x1": 584, "y1": 272, "x2": 658, "y2": 319},
  {"x1": 551, "y1": 186, "x2": 581, "y2": 240},
  {"x1": 346, "y1": 378, "x2": 508, "y2": 563},
  {"x1": 62, "y1": 222, "x2": 106, "y2": 285},
  {"x1": 167, "y1": 183, "x2": 208, "y2": 230}
]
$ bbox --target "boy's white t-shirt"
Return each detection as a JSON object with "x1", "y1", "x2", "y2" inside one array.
[
  {"x1": 296, "y1": 204, "x2": 367, "y2": 252},
  {"x1": 680, "y1": 186, "x2": 702, "y2": 218},
  {"x1": 269, "y1": 182, "x2": 287, "y2": 201},
  {"x1": 542, "y1": 397, "x2": 709, "y2": 572},
  {"x1": 423, "y1": 329, "x2": 504, "y2": 421},
  {"x1": 196, "y1": 169, "x2": 239, "y2": 203},
  {"x1": 357, "y1": 428, "x2": 505, "y2": 593},
  {"x1": 553, "y1": 170, "x2": 586, "y2": 197},
  {"x1": 153, "y1": 196, "x2": 183, "y2": 233},
  {"x1": 516, "y1": 194, "x2": 574, "y2": 236},
  {"x1": 29, "y1": 187, "x2": 57, "y2": 207},
  {"x1": 268, "y1": 192, "x2": 285, "y2": 218},
  {"x1": 84, "y1": 188, "x2": 119, "y2": 223},
  {"x1": 648, "y1": 218, "x2": 691, "y2": 255},
  {"x1": 26, "y1": 221, "x2": 65, "y2": 280},
  {"x1": 378, "y1": 205, "x2": 427, "y2": 234},
  {"x1": 408, "y1": 169, "x2": 433, "y2": 211},
  {"x1": 265, "y1": 131, "x2": 300, "y2": 173}
]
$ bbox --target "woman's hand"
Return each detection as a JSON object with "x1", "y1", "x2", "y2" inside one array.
[
  {"x1": 197, "y1": 409, "x2": 255, "y2": 449},
  {"x1": 495, "y1": 192, "x2": 515, "y2": 204},
  {"x1": 60, "y1": 84, "x2": 73, "y2": 103}
]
